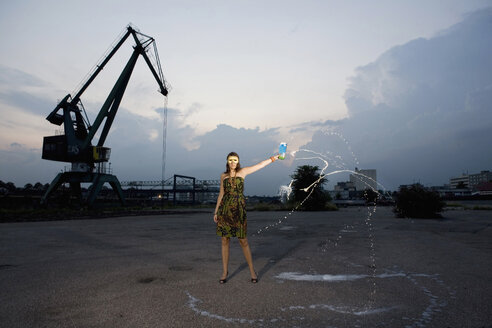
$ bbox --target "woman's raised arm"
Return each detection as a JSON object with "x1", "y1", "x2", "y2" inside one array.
[{"x1": 239, "y1": 155, "x2": 279, "y2": 177}]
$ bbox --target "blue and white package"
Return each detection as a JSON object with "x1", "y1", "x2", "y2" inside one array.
[{"x1": 278, "y1": 142, "x2": 287, "y2": 160}]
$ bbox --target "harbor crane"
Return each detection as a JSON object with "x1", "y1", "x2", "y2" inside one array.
[{"x1": 41, "y1": 25, "x2": 168, "y2": 206}]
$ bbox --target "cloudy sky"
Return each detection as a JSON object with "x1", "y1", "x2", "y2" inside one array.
[{"x1": 1, "y1": 1, "x2": 491, "y2": 195}]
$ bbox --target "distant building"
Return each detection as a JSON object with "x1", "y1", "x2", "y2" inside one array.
[
  {"x1": 469, "y1": 171, "x2": 492, "y2": 190},
  {"x1": 430, "y1": 185, "x2": 471, "y2": 197},
  {"x1": 450, "y1": 174, "x2": 469, "y2": 189},
  {"x1": 331, "y1": 181, "x2": 357, "y2": 200},
  {"x1": 475, "y1": 182, "x2": 492, "y2": 195},
  {"x1": 334, "y1": 181, "x2": 356, "y2": 191},
  {"x1": 350, "y1": 168, "x2": 377, "y2": 191}
]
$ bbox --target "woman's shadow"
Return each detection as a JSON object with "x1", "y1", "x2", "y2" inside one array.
[{"x1": 228, "y1": 236, "x2": 305, "y2": 282}]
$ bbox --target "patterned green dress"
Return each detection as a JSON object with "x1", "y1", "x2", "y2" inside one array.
[{"x1": 216, "y1": 177, "x2": 247, "y2": 238}]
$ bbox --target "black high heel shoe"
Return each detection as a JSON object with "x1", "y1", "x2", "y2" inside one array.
[
  {"x1": 219, "y1": 271, "x2": 228, "y2": 284},
  {"x1": 251, "y1": 272, "x2": 258, "y2": 283}
]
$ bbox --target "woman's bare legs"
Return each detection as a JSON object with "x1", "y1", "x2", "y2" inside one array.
[
  {"x1": 221, "y1": 237, "x2": 230, "y2": 279},
  {"x1": 238, "y1": 238, "x2": 257, "y2": 279}
]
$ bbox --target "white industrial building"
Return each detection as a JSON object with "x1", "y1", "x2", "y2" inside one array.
[
  {"x1": 469, "y1": 171, "x2": 492, "y2": 189},
  {"x1": 450, "y1": 170, "x2": 492, "y2": 190},
  {"x1": 350, "y1": 168, "x2": 377, "y2": 191},
  {"x1": 450, "y1": 174, "x2": 469, "y2": 189}
]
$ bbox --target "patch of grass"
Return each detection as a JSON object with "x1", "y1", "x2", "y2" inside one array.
[
  {"x1": 471, "y1": 205, "x2": 492, "y2": 210},
  {"x1": 0, "y1": 205, "x2": 213, "y2": 223},
  {"x1": 443, "y1": 203, "x2": 492, "y2": 211},
  {"x1": 445, "y1": 202, "x2": 464, "y2": 208},
  {"x1": 0, "y1": 207, "x2": 80, "y2": 222},
  {"x1": 247, "y1": 202, "x2": 288, "y2": 211},
  {"x1": 324, "y1": 202, "x2": 339, "y2": 211},
  {"x1": 247, "y1": 201, "x2": 339, "y2": 212}
]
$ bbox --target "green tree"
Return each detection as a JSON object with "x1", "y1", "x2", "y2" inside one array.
[
  {"x1": 362, "y1": 188, "x2": 379, "y2": 204},
  {"x1": 6, "y1": 182, "x2": 16, "y2": 192},
  {"x1": 291, "y1": 165, "x2": 330, "y2": 211},
  {"x1": 393, "y1": 184, "x2": 444, "y2": 218}
]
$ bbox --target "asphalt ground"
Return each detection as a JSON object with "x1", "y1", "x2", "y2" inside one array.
[{"x1": 0, "y1": 207, "x2": 491, "y2": 327}]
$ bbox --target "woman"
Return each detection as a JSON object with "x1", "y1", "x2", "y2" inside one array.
[{"x1": 214, "y1": 151, "x2": 279, "y2": 284}]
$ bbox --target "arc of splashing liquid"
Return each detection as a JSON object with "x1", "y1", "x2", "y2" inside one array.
[
  {"x1": 254, "y1": 148, "x2": 391, "y2": 236},
  {"x1": 254, "y1": 147, "x2": 395, "y2": 304},
  {"x1": 255, "y1": 150, "x2": 331, "y2": 235}
]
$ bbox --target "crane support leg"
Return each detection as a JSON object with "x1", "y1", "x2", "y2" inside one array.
[
  {"x1": 41, "y1": 172, "x2": 65, "y2": 205},
  {"x1": 41, "y1": 172, "x2": 125, "y2": 207},
  {"x1": 86, "y1": 174, "x2": 126, "y2": 207},
  {"x1": 109, "y1": 178, "x2": 126, "y2": 205}
]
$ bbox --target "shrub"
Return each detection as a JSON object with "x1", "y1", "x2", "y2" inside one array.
[
  {"x1": 290, "y1": 165, "x2": 330, "y2": 211},
  {"x1": 324, "y1": 202, "x2": 339, "y2": 211},
  {"x1": 393, "y1": 184, "x2": 444, "y2": 218},
  {"x1": 362, "y1": 188, "x2": 379, "y2": 204}
]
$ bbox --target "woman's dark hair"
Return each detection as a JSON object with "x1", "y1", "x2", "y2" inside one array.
[{"x1": 224, "y1": 152, "x2": 241, "y2": 173}]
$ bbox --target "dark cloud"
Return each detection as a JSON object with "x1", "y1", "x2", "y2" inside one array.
[
  {"x1": 0, "y1": 65, "x2": 54, "y2": 116},
  {"x1": 2, "y1": 8, "x2": 492, "y2": 194},
  {"x1": 0, "y1": 89, "x2": 54, "y2": 116},
  {"x1": 0, "y1": 144, "x2": 60, "y2": 185},
  {"x1": 0, "y1": 65, "x2": 48, "y2": 88},
  {"x1": 288, "y1": 119, "x2": 342, "y2": 133},
  {"x1": 336, "y1": 7, "x2": 492, "y2": 188},
  {"x1": 346, "y1": 8, "x2": 492, "y2": 117},
  {"x1": 107, "y1": 113, "x2": 291, "y2": 195},
  {"x1": 0, "y1": 87, "x2": 291, "y2": 195}
]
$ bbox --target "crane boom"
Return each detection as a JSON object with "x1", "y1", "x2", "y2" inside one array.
[{"x1": 73, "y1": 29, "x2": 133, "y2": 104}]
